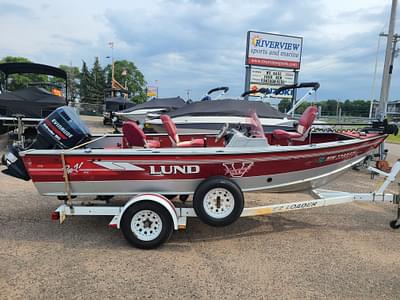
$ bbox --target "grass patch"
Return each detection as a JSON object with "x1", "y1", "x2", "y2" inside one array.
[{"x1": 386, "y1": 134, "x2": 400, "y2": 144}]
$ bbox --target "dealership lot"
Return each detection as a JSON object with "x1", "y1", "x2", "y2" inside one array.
[{"x1": 0, "y1": 122, "x2": 399, "y2": 299}]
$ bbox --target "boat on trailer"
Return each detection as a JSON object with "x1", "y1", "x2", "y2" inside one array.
[{"x1": 1, "y1": 105, "x2": 398, "y2": 248}]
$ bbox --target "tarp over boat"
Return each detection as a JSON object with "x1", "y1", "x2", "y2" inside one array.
[
  {"x1": 167, "y1": 99, "x2": 287, "y2": 119},
  {"x1": 0, "y1": 63, "x2": 67, "y2": 80},
  {"x1": 105, "y1": 97, "x2": 135, "y2": 112},
  {"x1": 119, "y1": 96, "x2": 186, "y2": 113},
  {"x1": 0, "y1": 87, "x2": 66, "y2": 118}
]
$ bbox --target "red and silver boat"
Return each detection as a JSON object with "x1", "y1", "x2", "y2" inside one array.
[
  {"x1": 2, "y1": 105, "x2": 397, "y2": 248},
  {"x1": 3, "y1": 106, "x2": 390, "y2": 196}
]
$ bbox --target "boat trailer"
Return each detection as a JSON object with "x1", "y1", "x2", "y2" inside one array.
[{"x1": 52, "y1": 160, "x2": 400, "y2": 249}]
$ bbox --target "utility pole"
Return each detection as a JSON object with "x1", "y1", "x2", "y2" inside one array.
[
  {"x1": 377, "y1": 0, "x2": 397, "y2": 120},
  {"x1": 377, "y1": 0, "x2": 398, "y2": 159},
  {"x1": 155, "y1": 80, "x2": 159, "y2": 98},
  {"x1": 108, "y1": 42, "x2": 115, "y2": 97},
  {"x1": 185, "y1": 89, "x2": 191, "y2": 101}
]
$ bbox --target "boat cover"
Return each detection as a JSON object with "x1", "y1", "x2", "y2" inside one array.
[
  {"x1": 0, "y1": 63, "x2": 67, "y2": 79},
  {"x1": 119, "y1": 97, "x2": 186, "y2": 113},
  {"x1": 0, "y1": 87, "x2": 66, "y2": 118},
  {"x1": 105, "y1": 97, "x2": 135, "y2": 112},
  {"x1": 168, "y1": 99, "x2": 287, "y2": 119}
]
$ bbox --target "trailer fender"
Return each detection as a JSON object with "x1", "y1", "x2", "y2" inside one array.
[{"x1": 112, "y1": 194, "x2": 179, "y2": 230}]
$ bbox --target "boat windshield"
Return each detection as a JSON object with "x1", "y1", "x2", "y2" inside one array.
[{"x1": 247, "y1": 111, "x2": 264, "y2": 138}]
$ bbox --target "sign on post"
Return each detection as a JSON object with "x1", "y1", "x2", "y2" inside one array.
[
  {"x1": 146, "y1": 86, "x2": 158, "y2": 98},
  {"x1": 246, "y1": 31, "x2": 303, "y2": 69},
  {"x1": 249, "y1": 68, "x2": 295, "y2": 98}
]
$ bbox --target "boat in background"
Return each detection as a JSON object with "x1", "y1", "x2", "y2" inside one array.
[
  {"x1": 102, "y1": 88, "x2": 135, "y2": 125},
  {"x1": 115, "y1": 96, "x2": 186, "y2": 125},
  {"x1": 103, "y1": 96, "x2": 135, "y2": 125},
  {"x1": 145, "y1": 83, "x2": 320, "y2": 134},
  {"x1": 0, "y1": 63, "x2": 67, "y2": 137}
]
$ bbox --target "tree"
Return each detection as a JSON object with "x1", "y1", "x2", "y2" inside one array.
[
  {"x1": 278, "y1": 99, "x2": 291, "y2": 113},
  {"x1": 89, "y1": 57, "x2": 106, "y2": 104},
  {"x1": 0, "y1": 56, "x2": 47, "y2": 91},
  {"x1": 79, "y1": 61, "x2": 91, "y2": 102},
  {"x1": 296, "y1": 102, "x2": 310, "y2": 114},
  {"x1": 59, "y1": 65, "x2": 80, "y2": 102},
  {"x1": 324, "y1": 99, "x2": 339, "y2": 116},
  {"x1": 105, "y1": 60, "x2": 147, "y2": 103}
]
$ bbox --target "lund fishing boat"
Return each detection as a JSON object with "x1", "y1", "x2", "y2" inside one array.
[
  {"x1": 3, "y1": 105, "x2": 392, "y2": 196},
  {"x1": 2, "y1": 105, "x2": 397, "y2": 248}
]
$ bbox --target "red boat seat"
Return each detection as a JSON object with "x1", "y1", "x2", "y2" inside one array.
[
  {"x1": 273, "y1": 106, "x2": 318, "y2": 143},
  {"x1": 122, "y1": 121, "x2": 160, "y2": 148},
  {"x1": 160, "y1": 115, "x2": 205, "y2": 147}
]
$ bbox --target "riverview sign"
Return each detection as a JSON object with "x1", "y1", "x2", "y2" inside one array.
[{"x1": 246, "y1": 31, "x2": 303, "y2": 69}]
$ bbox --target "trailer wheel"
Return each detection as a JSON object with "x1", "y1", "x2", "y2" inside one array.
[
  {"x1": 193, "y1": 176, "x2": 244, "y2": 227},
  {"x1": 120, "y1": 201, "x2": 173, "y2": 249}
]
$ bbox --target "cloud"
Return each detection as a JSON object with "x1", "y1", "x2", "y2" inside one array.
[
  {"x1": 0, "y1": 3, "x2": 33, "y2": 17},
  {"x1": 0, "y1": 0, "x2": 398, "y2": 101}
]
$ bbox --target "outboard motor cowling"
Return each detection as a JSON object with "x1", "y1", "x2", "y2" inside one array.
[{"x1": 34, "y1": 106, "x2": 91, "y2": 149}]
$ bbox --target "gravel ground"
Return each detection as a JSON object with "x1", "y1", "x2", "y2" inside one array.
[{"x1": 0, "y1": 118, "x2": 399, "y2": 299}]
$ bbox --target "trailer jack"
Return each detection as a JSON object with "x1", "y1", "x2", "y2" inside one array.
[{"x1": 389, "y1": 195, "x2": 400, "y2": 229}]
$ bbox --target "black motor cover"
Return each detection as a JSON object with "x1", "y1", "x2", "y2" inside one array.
[
  {"x1": 363, "y1": 119, "x2": 399, "y2": 135},
  {"x1": 383, "y1": 119, "x2": 399, "y2": 135},
  {"x1": 36, "y1": 106, "x2": 90, "y2": 149}
]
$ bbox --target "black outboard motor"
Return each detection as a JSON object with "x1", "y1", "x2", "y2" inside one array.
[
  {"x1": 362, "y1": 119, "x2": 399, "y2": 135},
  {"x1": 33, "y1": 106, "x2": 90, "y2": 149},
  {"x1": 2, "y1": 106, "x2": 91, "y2": 180},
  {"x1": 382, "y1": 119, "x2": 399, "y2": 135}
]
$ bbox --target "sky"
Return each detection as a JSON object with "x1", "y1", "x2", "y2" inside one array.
[{"x1": 0, "y1": 0, "x2": 399, "y2": 101}]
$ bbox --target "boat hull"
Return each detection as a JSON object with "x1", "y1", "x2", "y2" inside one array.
[{"x1": 21, "y1": 135, "x2": 385, "y2": 196}]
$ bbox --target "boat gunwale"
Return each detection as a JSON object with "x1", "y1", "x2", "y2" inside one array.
[{"x1": 20, "y1": 134, "x2": 387, "y2": 157}]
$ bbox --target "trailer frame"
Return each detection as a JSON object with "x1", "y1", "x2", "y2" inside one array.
[{"x1": 52, "y1": 160, "x2": 400, "y2": 248}]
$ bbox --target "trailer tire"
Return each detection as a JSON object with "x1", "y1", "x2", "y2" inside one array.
[
  {"x1": 120, "y1": 201, "x2": 173, "y2": 249},
  {"x1": 193, "y1": 176, "x2": 244, "y2": 227}
]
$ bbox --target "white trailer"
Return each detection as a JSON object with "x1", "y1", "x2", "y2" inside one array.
[{"x1": 52, "y1": 161, "x2": 400, "y2": 249}]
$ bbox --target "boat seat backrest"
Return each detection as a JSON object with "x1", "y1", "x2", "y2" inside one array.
[
  {"x1": 122, "y1": 121, "x2": 147, "y2": 147},
  {"x1": 272, "y1": 106, "x2": 318, "y2": 143},
  {"x1": 160, "y1": 114, "x2": 205, "y2": 147},
  {"x1": 160, "y1": 115, "x2": 180, "y2": 144},
  {"x1": 297, "y1": 106, "x2": 318, "y2": 135}
]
